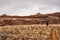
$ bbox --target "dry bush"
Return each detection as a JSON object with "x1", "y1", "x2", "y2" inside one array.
[{"x1": 0, "y1": 25, "x2": 59, "y2": 40}]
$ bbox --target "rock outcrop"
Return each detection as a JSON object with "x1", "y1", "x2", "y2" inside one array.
[{"x1": 0, "y1": 12, "x2": 60, "y2": 25}]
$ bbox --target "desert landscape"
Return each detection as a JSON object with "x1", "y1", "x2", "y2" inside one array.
[
  {"x1": 0, "y1": 12, "x2": 60, "y2": 25},
  {"x1": 0, "y1": 0, "x2": 60, "y2": 40},
  {"x1": 0, "y1": 25, "x2": 60, "y2": 40},
  {"x1": 0, "y1": 12, "x2": 60, "y2": 40}
]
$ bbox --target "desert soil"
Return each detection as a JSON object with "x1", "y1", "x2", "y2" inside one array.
[{"x1": 0, "y1": 24, "x2": 60, "y2": 40}]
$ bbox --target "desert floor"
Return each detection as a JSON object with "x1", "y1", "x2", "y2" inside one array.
[{"x1": 0, "y1": 24, "x2": 60, "y2": 40}]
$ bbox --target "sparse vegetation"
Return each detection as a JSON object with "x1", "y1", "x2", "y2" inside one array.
[{"x1": 0, "y1": 25, "x2": 59, "y2": 40}]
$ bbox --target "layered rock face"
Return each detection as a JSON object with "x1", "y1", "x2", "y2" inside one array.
[{"x1": 0, "y1": 12, "x2": 60, "y2": 25}]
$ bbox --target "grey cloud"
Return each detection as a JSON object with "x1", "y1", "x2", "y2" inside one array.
[
  {"x1": 43, "y1": 0, "x2": 60, "y2": 7},
  {"x1": 0, "y1": 0, "x2": 60, "y2": 6},
  {"x1": 0, "y1": 0, "x2": 60, "y2": 16}
]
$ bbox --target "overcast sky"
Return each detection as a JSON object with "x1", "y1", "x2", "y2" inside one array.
[{"x1": 0, "y1": 0, "x2": 60, "y2": 16}]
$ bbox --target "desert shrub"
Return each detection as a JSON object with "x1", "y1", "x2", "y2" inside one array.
[{"x1": 0, "y1": 25, "x2": 59, "y2": 40}]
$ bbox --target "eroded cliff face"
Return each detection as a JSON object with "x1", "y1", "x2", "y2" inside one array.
[{"x1": 0, "y1": 13, "x2": 60, "y2": 25}]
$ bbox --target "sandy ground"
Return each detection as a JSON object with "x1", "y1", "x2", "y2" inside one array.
[{"x1": 0, "y1": 24, "x2": 60, "y2": 40}]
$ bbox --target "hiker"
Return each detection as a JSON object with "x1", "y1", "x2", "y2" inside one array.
[
  {"x1": 46, "y1": 21, "x2": 48, "y2": 26},
  {"x1": 45, "y1": 16, "x2": 49, "y2": 26}
]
